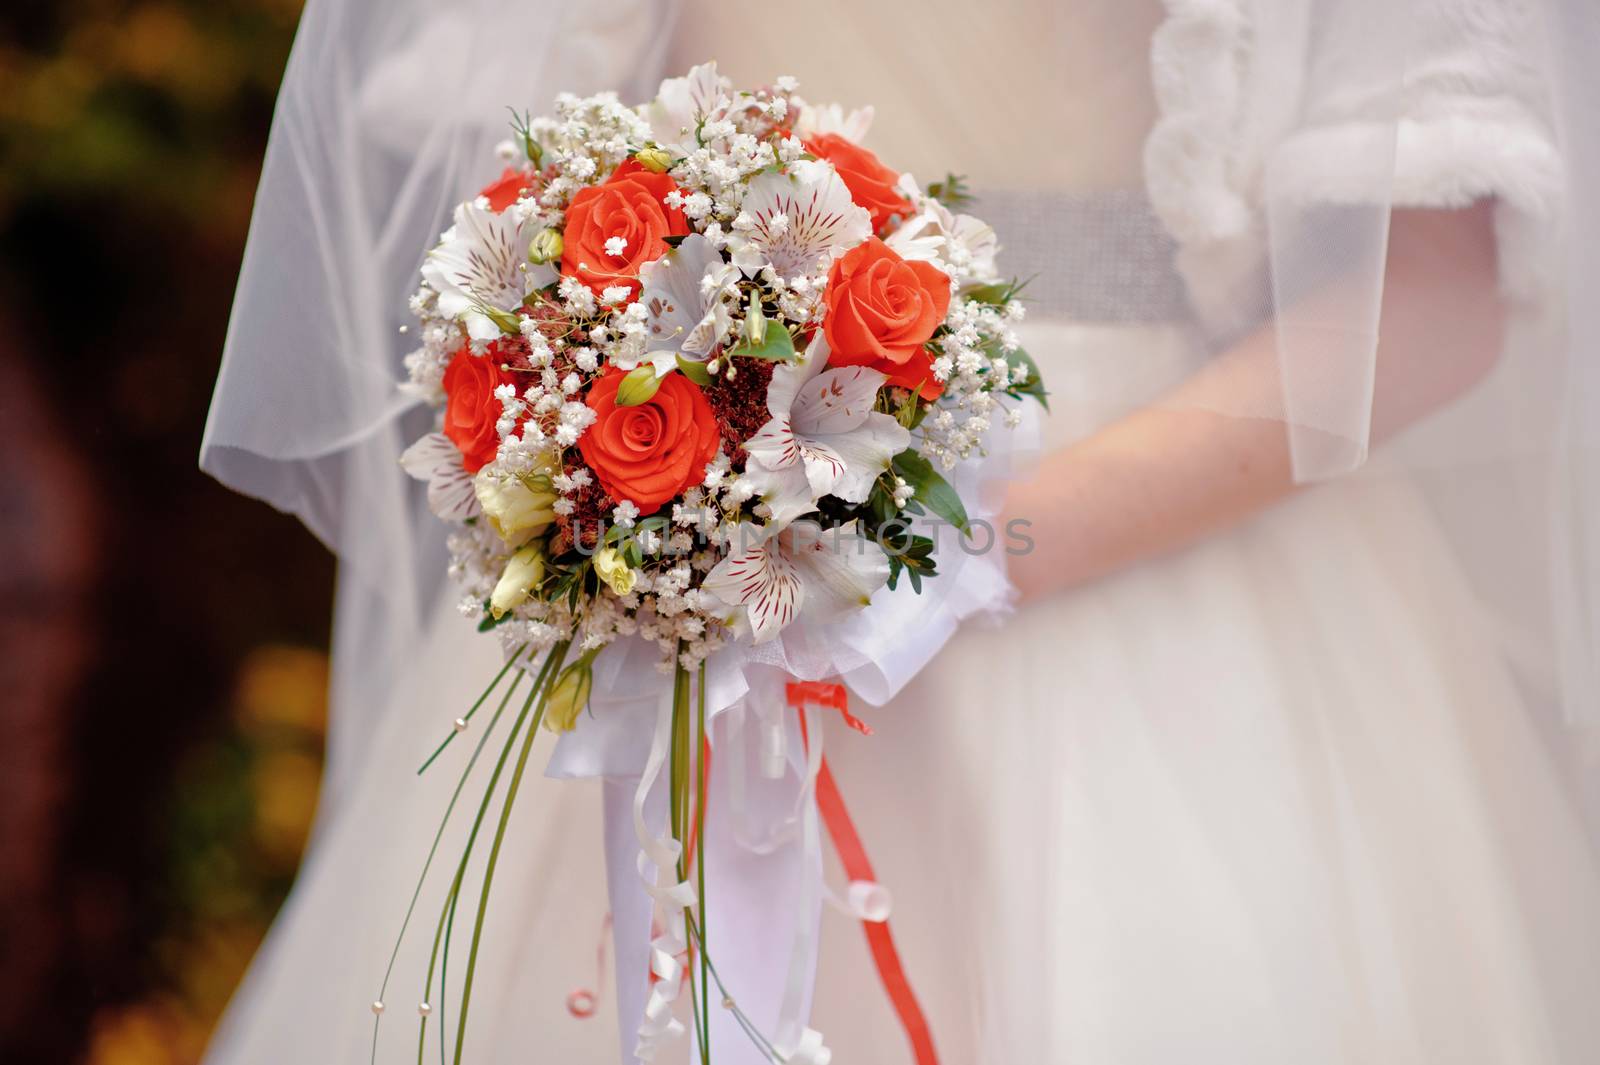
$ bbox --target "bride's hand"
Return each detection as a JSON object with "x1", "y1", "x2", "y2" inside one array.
[{"x1": 1003, "y1": 201, "x2": 1505, "y2": 603}]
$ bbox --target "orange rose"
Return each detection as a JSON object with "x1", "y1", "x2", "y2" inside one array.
[
  {"x1": 479, "y1": 167, "x2": 533, "y2": 212},
  {"x1": 560, "y1": 159, "x2": 690, "y2": 300},
  {"x1": 442, "y1": 346, "x2": 518, "y2": 473},
  {"x1": 804, "y1": 133, "x2": 914, "y2": 232},
  {"x1": 822, "y1": 237, "x2": 951, "y2": 399},
  {"x1": 578, "y1": 367, "x2": 720, "y2": 512}
]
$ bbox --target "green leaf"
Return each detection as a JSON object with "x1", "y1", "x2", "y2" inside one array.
[
  {"x1": 675, "y1": 354, "x2": 713, "y2": 386},
  {"x1": 926, "y1": 172, "x2": 974, "y2": 210},
  {"x1": 615, "y1": 365, "x2": 662, "y2": 406},
  {"x1": 867, "y1": 476, "x2": 899, "y2": 526},
  {"x1": 605, "y1": 515, "x2": 667, "y2": 545},
  {"x1": 893, "y1": 385, "x2": 929, "y2": 430},
  {"x1": 476, "y1": 600, "x2": 514, "y2": 631},
  {"x1": 965, "y1": 282, "x2": 1013, "y2": 307},
  {"x1": 728, "y1": 322, "x2": 797, "y2": 362},
  {"x1": 893, "y1": 449, "x2": 971, "y2": 535},
  {"x1": 966, "y1": 276, "x2": 1034, "y2": 308},
  {"x1": 985, "y1": 340, "x2": 1049, "y2": 409}
]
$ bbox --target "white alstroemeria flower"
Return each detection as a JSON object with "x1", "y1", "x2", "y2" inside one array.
[
  {"x1": 726, "y1": 160, "x2": 871, "y2": 281},
  {"x1": 421, "y1": 203, "x2": 554, "y2": 342},
  {"x1": 400, "y1": 432, "x2": 479, "y2": 522},
  {"x1": 794, "y1": 101, "x2": 875, "y2": 144},
  {"x1": 704, "y1": 520, "x2": 890, "y2": 643},
  {"x1": 885, "y1": 200, "x2": 1000, "y2": 286},
  {"x1": 742, "y1": 336, "x2": 911, "y2": 526},
  {"x1": 637, "y1": 233, "x2": 738, "y2": 375},
  {"x1": 645, "y1": 61, "x2": 732, "y2": 154}
]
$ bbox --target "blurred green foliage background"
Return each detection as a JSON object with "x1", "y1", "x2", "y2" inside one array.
[{"x1": 0, "y1": 3, "x2": 336, "y2": 1062}]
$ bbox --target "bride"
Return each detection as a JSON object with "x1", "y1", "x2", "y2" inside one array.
[{"x1": 201, "y1": 0, "x2": 1600, "y2": 1062}]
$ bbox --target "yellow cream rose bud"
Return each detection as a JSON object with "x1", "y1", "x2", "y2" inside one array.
[
  {"x1": 593, "y1": 546, "x2": 637, "y2": 596},
  {"x1": 473, "y1": 465, "x2": 557, "y2": 546},
  {"x1": 542, "y1": 660, "x2": 593, "y2": 733},
  {"x1": 489, "y1": 545, "x2": 544, "y2": 620},
  {"x1": 634, "y1": 144, "x2": 674, "y2": 173},
  {"x1": 528, "y1": 228, "x2": 564, "y2": 264}
]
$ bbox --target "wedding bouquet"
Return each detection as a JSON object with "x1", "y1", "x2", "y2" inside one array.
[{"x1": 381, "y1": 62, "x2": 1043, "y2": 1064}]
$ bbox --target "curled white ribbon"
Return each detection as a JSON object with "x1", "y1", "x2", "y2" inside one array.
[
  {"x1": 625, "y1": 680, "x2": 893, "y2": 1065},
  {"x1": 827, "y1": 879, "x2": 892, "y2": 923},
  {"x1": 785, "y1": 1025, "x2": 834, "y2": 1065},
  {"x1": 631, "y1": 685, "x2": 694, "y2": 1062}
]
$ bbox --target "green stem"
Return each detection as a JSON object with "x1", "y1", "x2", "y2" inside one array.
[
  {"x1": 417, "y1": 644, "x2": 528, "y2": 775},
  {"x1": 372, "y1": 654, "x2": 527, "y2": 1065},
  {"x1": 666, "y1": 657, "x2": 702, "y2": 1053},
  {"x1": 684, "y1": 912, "x2": 783, "y2": 1063},
  {"x1": 415, "y1": 648, "x2": 560, "y2": 1065},
  {"x1": 432, "y1": 886, "x2": 458, "y2": 1065},
  {"x1": 452, "y1": 640, "x2": 569, "y2": 1065},
  {"x1": 696, "y1": 659, "x2": 710, "y2": 1065}
]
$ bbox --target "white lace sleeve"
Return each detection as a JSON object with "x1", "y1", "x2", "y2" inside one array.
[{"x1": 1146, "y1": 0, "x2": 1562, "y2": 331}]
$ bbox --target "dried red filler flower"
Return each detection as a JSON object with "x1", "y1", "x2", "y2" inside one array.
[
  {"x1": 551, "y1": 466, "x2": 614, "y2": 555},
  {"x1": 704, "y1": 358, "x2": 774, "y2": 470}
]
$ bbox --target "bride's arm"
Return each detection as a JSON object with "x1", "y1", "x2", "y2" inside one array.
[{"x1": 1004, "y1": 201, "x2": 1506, "y2": 600}]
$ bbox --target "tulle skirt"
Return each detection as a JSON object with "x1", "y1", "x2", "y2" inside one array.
[
  {"x1": 206, "y1": 324, "x2": 1600, "y2": 1065},
  {"x1": 203, "y1": 596, "x2": 623, "y2": 1064},
  {"x1": 811, "y1": 324, "x2": 1600, "y2": 1064}
]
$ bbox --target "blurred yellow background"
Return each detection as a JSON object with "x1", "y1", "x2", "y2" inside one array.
[{"x1": 0, "y1": 3, "x2": 335, "y2": 1063}]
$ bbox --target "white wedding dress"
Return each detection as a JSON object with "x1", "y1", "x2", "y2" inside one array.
[
  {"x1": 812, "y1": 331, "x2": 1600, "y2": 1063},
  {"x1": 703, "y1": 3, "x2": 1600, "y2": 1063},
  {"x1": 201, "y1": 1, "x2": 1600, "y2": 1063}
]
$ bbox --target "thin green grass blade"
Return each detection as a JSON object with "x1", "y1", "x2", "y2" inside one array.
[
  {"x1": 684, "y1": 912, "x2": 783, "y2": 1062},
  {"x1": 371, "y1": 659, "x2": 527, "y2": 1065},
  {"x1": 416, "y1": 648, "x2": 560, "y2": 1065},
  {"x1": 413, "y1": 675, "x2": 537, "y2": 1064},
  {"x1": 437, "y1": 885, "x2": 458, "y2": 1065},
  {"x1": 451, "y1": 641, "x2": 569, "y2": 1065},
  {"x1": 417, "y1": 644, "x2": 528, "y2": 775},
  {"x1": 696, "y1": 660, "x2": 710, "y2": 1065}
]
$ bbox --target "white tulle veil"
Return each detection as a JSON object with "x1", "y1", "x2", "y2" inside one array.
[{"x1": 200, "y1": 0, "x2": 1600, "y2": 1061}]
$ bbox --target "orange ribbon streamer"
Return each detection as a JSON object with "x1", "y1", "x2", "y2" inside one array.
[{"x1": 788, "y1": 681, "x2": 941, "y2": 1065}]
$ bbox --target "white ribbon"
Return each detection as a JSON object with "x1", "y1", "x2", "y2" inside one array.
[
  {"x1": 769, "y1": 700, "x2": 832, "y2": 1065},
  {"x1": 723, "y1": 699, "x2": 808, "y2": 856},
  {"x1": 620, "y1": 678, "x2": 893, "y2": 1065},
  {"x1": 630, "y1": 684, "x2": 695, "y2": 1062}
]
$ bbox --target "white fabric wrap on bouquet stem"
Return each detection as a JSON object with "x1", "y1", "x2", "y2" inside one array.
[
  {"x1": 543, "y1": 417, "x2": 1030, "y2": 1064},
  {"x1": 591, "y1": 665, "x2": 831, "y2": 1065}
]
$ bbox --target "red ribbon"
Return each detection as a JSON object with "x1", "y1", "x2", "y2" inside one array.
[
  {"x1": 788, "y1": 682, "x2": 941, "y2": 1065},
  {"x1": 593, "y1": 682, "x2": 940, "y2": 1064}
]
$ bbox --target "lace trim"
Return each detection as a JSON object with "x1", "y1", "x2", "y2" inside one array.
[{"x1": 1143, "y1": 0, "x2": 1257, "y2": 247}]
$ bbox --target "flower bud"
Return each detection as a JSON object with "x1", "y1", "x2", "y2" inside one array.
[
  {"x1": 543, "y1": 659, "x2": 594, "y2": 732},
  {"x1": 474, "y1": 462, "x2": 558, "y2": 546},
  {"x1": 484, "y1": 306, "x2": 522, "y2": 335},
  {"x1": 528, "y1": 228, "x2": 564, "y2": 264},
  {"x1": 743, "y1": 292, "x2": 767, "y2": 348},
  {"x1": 615, "y1": 364, "x2": 663, "y2": 407},
  {"x1": 489, "y1": 545, "x2": 545, "y2": 619},
  {"x1": 634, "y1": 144, "x2": 674, "y2": 174},
  {"x1": 593, "y1": 546, "x2": 637, "y2": 596}
]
